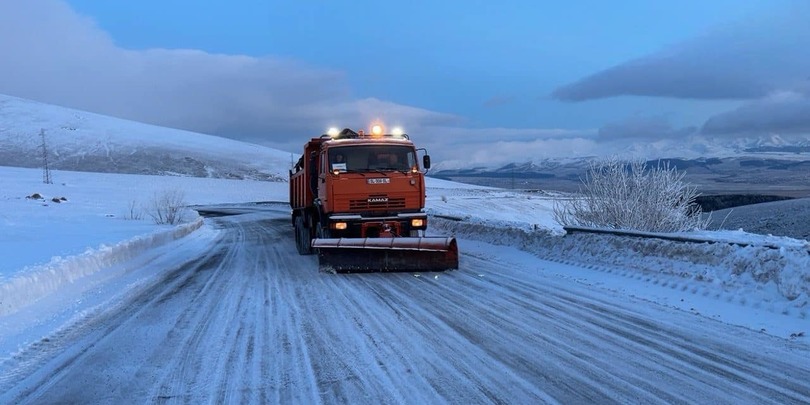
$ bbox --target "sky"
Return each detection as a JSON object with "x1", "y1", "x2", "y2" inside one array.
[{"x1": 1, "y1": 0, "x2": 810, "y2": 166}]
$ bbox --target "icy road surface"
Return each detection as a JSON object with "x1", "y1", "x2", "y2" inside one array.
[{"x1": 2, "y1": 206, "x2": 810, "y2": 404}]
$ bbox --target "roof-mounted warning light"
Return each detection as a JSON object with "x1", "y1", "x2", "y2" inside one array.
[
  {"x1": 371, "y1": 124, "x2": 384, "y2": 136},
  {"x1": 321, "y1": 126, "x2": 410, "y2": 140}
]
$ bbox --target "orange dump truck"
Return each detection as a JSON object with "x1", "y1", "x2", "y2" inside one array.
[{"x1": 289, "y1": 126, "x2": 458, "y2": 272}]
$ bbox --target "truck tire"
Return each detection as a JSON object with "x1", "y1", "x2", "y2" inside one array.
[
  {"x1": 316, "y1": 223, "x2": 331, "y2": 239},
  {"x1": 294, "y1": 215, "x2": 314, "y2": 255}
]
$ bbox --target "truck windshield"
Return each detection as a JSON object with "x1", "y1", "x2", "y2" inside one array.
[{"x1": 329, "y1": 145, "x2": 416, "y2": 172}]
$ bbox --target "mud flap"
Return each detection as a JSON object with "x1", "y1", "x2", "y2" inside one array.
[{"x1": 312, "y1": 237, "x2": 459, "y2": 272}]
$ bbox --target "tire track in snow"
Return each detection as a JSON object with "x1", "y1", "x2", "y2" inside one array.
[
  {"x1": 320, "y1": 251, "x2": 810, "y2": 404},
  {"x1": 449, "y1": 253, "x2": 810, "y2": 404},
  {"x1": 148, "y1": 216, "x2": 296, "y2": 403},
  {"x1": 0, "y1": 236, "x2": 226, "y2": 403},
  {"x1": 148, "y1": 223, "x2": 248, "y2": 402}
]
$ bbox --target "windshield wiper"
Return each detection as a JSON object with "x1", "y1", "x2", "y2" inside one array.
[{"x1": 375, "y1": 167, "x2": 410, "y2": 174}]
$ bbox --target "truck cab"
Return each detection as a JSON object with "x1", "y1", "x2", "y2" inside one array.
[{"x1": 290, "y1": 126, "x2": 457, "y2": 271}]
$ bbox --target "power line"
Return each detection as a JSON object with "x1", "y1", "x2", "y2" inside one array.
[{"x1": 40, "y1": 128, "x2": 52, "y2": 184}]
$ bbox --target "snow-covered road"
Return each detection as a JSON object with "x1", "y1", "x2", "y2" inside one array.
[{"x1": 2, "y1": 206, "x2": 809, "y2": 404}]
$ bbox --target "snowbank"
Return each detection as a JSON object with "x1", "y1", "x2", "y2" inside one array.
[
  {"x1": 0, "y1": 218, "x2": 204, "y2": 316},
  {"x1": 432, "y1": 216, "x2": 810, "y2": 318}
]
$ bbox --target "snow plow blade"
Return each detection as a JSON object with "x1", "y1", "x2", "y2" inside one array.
[{"x1": 312, "y1": 237, "x2": 458, "y2": 272}]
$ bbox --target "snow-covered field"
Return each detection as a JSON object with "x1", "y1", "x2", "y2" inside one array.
[
  {"x1": 711, "y1": 197, "x2": 810, "y2": 241},
  {"x1": 2, "y1": 164, "x2": 809, "y2": 364}
]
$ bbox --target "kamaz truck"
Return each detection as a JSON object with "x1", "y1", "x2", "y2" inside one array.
[{"x1": 289, "y1": 125, "x2": 458, "y2": 272}]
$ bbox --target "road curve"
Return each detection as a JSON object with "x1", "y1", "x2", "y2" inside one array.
[{"x1": 2, "y1": 206, "x2": 809, "y2": 404}]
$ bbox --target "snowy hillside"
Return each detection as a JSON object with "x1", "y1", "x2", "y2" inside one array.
[{"x1": 0, "y1": 94, "x2": 292, "y2": 180}]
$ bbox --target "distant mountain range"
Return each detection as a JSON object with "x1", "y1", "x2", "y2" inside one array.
[
  {"x1": 431, "y1": 155, "x2": 810, "y2": 197},
  {"x1": 429, "y1": 131, "x2": 810, "y2": 198},
  {"x1": 743, "y1": 145, "x2": 810, "y2": 153},
  {"x1": 0, "y1": 94, "x2": 292, "y2": 181}
]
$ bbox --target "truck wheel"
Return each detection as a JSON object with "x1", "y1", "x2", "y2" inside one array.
[
  {"x1": 295, "y1": 216, "x2": 313, "y2": 255},
  {"x1": 316, "y1": 224, "x2": 331, "y2": 239}
]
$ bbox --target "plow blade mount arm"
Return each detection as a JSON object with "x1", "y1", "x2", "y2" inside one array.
[{"x1": 312, "y1": 237, "x2": 458, "y2": 272}]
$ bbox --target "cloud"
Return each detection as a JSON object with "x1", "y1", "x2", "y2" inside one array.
[
  {"x1": 432, "y1": 137, "x2": 603, "y2": 169},
  {"x1": 702, "y1": 90, "x2": 810, "y2": 135},
  {"x1": 0, "y1": 0, "x2": 456, "y2": 152},
  {"x1": 415, "y1": 126, "x2": 599, "y2": 167},
  {"x1": 552, "y1": 4, "x2": 810, "y2": 102},
  {"x1": 429, "y1": 126, "x2": 592, "y2": 144},
  {"x1": 598, "y1": 115, "x2": 697, "y2": 141}
]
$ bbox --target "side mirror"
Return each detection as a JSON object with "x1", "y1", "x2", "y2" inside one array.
[{"x1": 422, "y1": 155, "x2": 431, "y2": 169}]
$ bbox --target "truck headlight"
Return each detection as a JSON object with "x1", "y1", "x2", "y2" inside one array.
[
  {"x1": 411, "y1": 218, "x2": 425, "y2": 228},
  {"x1": 333, "y1": 222, "x2": 348, "y2": 230}
]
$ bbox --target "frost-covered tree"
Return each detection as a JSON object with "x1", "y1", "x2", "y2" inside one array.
[{"x1": 554, "y1": 157, "x2": 709, "y2": 232}]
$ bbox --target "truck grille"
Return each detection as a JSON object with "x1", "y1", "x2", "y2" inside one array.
[{"x1": 349, "y1": 195, "x2": 406, "y2": 210}]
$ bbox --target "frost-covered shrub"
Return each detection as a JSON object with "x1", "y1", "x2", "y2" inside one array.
[
  {"x1": 147, "y1": 189, "x2": 187, "y2": 225},
  {"x1": 554, "y1": 158, "x2": 710, "y2": 232},
  {"x1": 126, "y1": 199, "x2": 144, "y2": 220}
]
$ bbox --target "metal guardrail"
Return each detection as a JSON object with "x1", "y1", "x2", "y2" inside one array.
[
  {"x1": 431, "y1": 215, "x2": 809, "y2": 254},
  {"x1": 562, "y1": 225, "x2": 797, "y2": 252}
]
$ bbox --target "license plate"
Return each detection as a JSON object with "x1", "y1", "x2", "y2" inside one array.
[{"x1": 367, "y1": 178, "x2": 390, "y2": 184}]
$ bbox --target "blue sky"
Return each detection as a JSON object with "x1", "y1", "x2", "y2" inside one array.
[
  {"x1": 64, "y1": 0, "x2": 766, "y2": 127},
  {"x1": 2, "y1": 1, "x2": 809, "y2": 166}
]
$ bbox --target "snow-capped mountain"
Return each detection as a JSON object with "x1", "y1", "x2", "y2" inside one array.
[
  {"x1": 616, "y1": 133, "x2": 810, "y2": 160},
  {"x1": 741, "y1": 135, "x2": 810, "y2": 153},
  {"x1": 0, "y1": 94, "x2": 293, "y2": 181}
]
